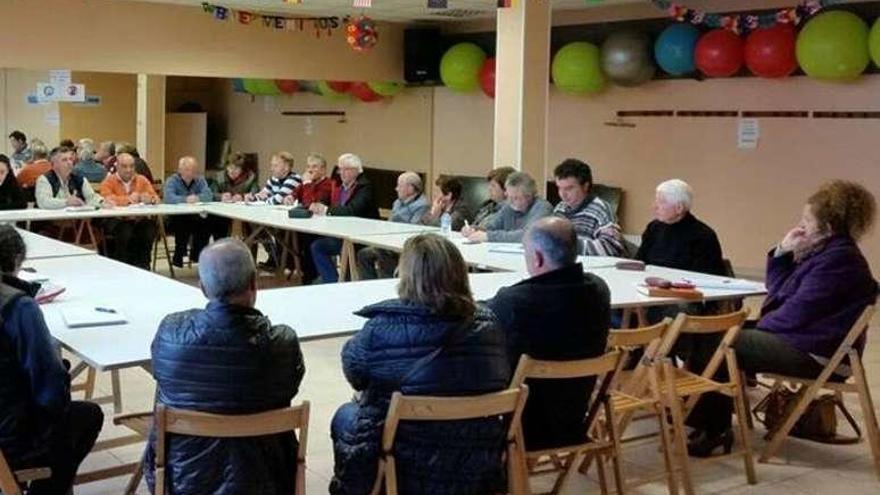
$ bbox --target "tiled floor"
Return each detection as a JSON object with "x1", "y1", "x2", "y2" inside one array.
[{"x1": 68, "y1": 263, "x2": 880, "y2": 494}]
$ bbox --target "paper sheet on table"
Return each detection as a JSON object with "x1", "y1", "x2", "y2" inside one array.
[
  {"x1": 487, "y1": 244, "x2": 525, "y2": 254},
  {"x1": 61, "y1": 304, "x2": 128, "y2": 328},
  {"x1": 64, "y1": 205, "x2": 100, "y2": 212},
  {"x1": 676, "y1": 276, "x2": 765, "y2": 292}
]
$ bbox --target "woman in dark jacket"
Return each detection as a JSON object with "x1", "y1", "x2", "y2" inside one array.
[
  {"x1": 0, "y1": 154, "x2": 26, "y2": 210},
  {"x1": 330, "y1": 233, "x2": 511, "y2": 495},
  {"x1": 688, "y1": 180, "x2": 877, "y2": 456}
]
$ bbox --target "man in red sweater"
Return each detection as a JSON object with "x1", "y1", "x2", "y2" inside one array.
[{"x1": 291, "y1": 152, "x2": 332, "y2": 207}]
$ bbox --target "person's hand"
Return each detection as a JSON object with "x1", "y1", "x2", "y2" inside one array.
[
  {"x1": 129, "y1": 192, "x2": 141, "y2": 204},
  {"x1": 465, "y1": 230, "x2": 488, "y2": 243},
  {"x1": 104, "y1": 198, "x2": 118, "y2": 208},
  {"x1": 461, "y1": 224, "x2": 476, "y2": 237},
  {"x1": 66, "y1": 196, "x2": 84, "y2": 206},
  {"x1": 430, "y1": 196, "x2": 444, "y2": 217},
  {"x1": 302, "y1": 170, "x2": 314, "y2": 184},
  {"x1": 309, "y1": 202, "x2": 328, "y2": 215},
  {"x1": 255, "y1": 191, "x2": 269, "y2": 201},
  {"x1": 243, "y1": 193, "x2": 255, "y2": 202},
  {"x1": 282, "y1": 195, "x2": 296, "y2": 206},
  {"x1": 779, "y1": 226, "x2": 809, "y2": 254},
  {"x1": 186, "y1": 194, "x2": 198, "y2": 204},
  {"x1": 221, "y1": 192, "x2": 232, "y2": 202},
  {"x1": 145, "y1": 194, "x2": 158, "y2": 205}
]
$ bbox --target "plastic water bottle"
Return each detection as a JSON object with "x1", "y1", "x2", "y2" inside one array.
[{"x1": 440, "y1": 212, "x2": 452, "y2": 235}]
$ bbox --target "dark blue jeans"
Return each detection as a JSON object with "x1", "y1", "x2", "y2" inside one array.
[{"x1": 310, "y1": 237, "x2": 343, "y2": 283}]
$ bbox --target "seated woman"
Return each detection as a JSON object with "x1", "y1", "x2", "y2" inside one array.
[
  {"x1": 473, "y1": 166, "x2": 516, "y2": 228},
  {"x1": 420, "y1": 175, "x2": 471, "y2": 231},
  {"x1": 330, "y1": 233, "x2": 511, "y2": 495},
  {"x1": 0, "y1": 154, "x2": 26, "y2": 210},
  {"x1": 207, "y1": 152, "x2": 259, "y2": 241},
  {"x1": 687, "y1": 180, "x2": 877, "y2": 456}
]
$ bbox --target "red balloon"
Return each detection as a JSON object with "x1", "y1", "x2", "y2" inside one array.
[
  {"x1": 327, "y1": 81, "x2": 352, "y2": 93},
  {"x1": 275, "y1": 80, "x2": 300, "y2": 94},
  {"x1": 480, "y1": 57, "x2": 496, "y2": 98},
  {"x1": 349, "y1": 82, "x2": 383, "y2": 102},
  {"x1": 695, "y1": 29, "x2": 744, "y2": 77},
  {"x1": 744, "y1": 25, "x2": 797, "y2": 78}
]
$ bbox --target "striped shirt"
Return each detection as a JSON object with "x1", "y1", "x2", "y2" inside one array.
[
  {"x1": 259, "y1": 172, "x2": 302, "y2": 205},
  {"x1": 554, "y1": 195, "x2": 625, "y2": 256}
]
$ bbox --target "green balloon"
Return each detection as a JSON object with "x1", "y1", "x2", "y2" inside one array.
[
  {"x1": 368, "y1": 81, "x2": 403, "y2": 97},
  {"x1": 870, "y1": 18, "x2": 880, "y2": 69},
  {"x1": 242, "y1": 79, "x2": 281, "y2": 96},
  {"x1": 317, "y1": 81, "x2": 349, "y2": 100},
  {"x1": 552, "y1": 42, "x2": 606, "y2": 95},
  {"x1": 440, "y1": 42, "x2": 487, "y2": 92},
  {"x1": 796, "y1": 11, "x2": 869, "y2": 81}
]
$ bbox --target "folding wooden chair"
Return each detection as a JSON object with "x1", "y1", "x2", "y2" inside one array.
[
  {"x1": 0, "y1": 447, "x2": 51, "y2": 495},
  {"x1": 370, "y1": 386, "x2": 530, "y2": 495},
  {"x1": 656, "y1": 310, "x2": 757, "y2": 494},
  {"x1": 153, "y1": 401, "x2": 310, "y2": 495},
  {"x1": 511, "y1": 351, "x2": 625, "y2": 495},
  {"x1": 758, "y1": 305, "x2": 880, "y2": 479},
  {"x1": 605, "y1": 320, "x2": 684, "y2": 495}
]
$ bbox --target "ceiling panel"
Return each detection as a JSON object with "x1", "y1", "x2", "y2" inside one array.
[{"x1": 129, "y1": 0, "x2": 642, "y2": 23}]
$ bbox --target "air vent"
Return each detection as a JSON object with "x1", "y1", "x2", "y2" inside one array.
[{"x1": 426, "y1": 9, "x2": 491, "y2": 18}]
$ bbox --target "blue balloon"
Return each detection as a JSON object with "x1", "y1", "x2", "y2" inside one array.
[
  {"x1": 232, "y1": 78, "x2": 246, "y2": 93},
  {"x1": 654, "y1": 24, "x2": 700, "y2": 76}
]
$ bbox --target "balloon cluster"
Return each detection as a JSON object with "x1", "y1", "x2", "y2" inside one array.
[
  {"x1": 346, "y1": 16, "x2": 378, "y2": 52},
  {"x1": 233, "y1": 78, "x2": 402, "y2": 103}
]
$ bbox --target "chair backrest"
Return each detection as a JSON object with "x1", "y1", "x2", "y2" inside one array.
[
  {"x1": 154, "y1": 401, "x2": 310, "y2": 495},
  {"x1": 607, "y1": 319, "x2": 671, "y2": 396},
  {"x1": 377, "y1": 386, "x2": 529, "y2": 495},
  {"x1": 658, "y1": 310, "x2": 749, "y2": 382},
  {"x1": 812, "y1": 304, "x2": 876, "y2": 385},
  {"x1": 0, "y1": 448, "x2": 22, "y2": 495},
  {"x1": 510, "y1": 350, "x2": 625, "y2": 449}
]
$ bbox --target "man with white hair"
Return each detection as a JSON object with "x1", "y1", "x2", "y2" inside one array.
[
  {"x1": 636, "y1": 178, "x2": 725, "y2": 276},
  {"x1": 164, "y1": 156, "x2": 213, "y2": 267},
  {"x1": 462, "y1": 171, "x2": 553, "y2": 243},
  {"x1": 73, "y1": 138, "x2": 107, "y2": 182},
  {"x1": 356, "y1": 171, "x2": 430, "y2": 279},
  {"x1": 307, "y1": 153, "x2": 379, "y2": 283},
  {"x1": 146, "y1": 238, "x2": 306, "y2": 494}
]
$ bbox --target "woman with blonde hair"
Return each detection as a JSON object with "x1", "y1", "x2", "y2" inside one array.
[
  {"x1": 688, "y1": 180, "x2": 877, "y2": 457},
  {"x1": 330, "y1": 233, "x2": 510, "y2": 494}
]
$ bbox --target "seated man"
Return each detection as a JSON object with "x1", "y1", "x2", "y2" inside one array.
[
  {"x1": 100, "y1": 152, "x2": 159, "y2": 269},
  {"x1": 72, "y1": 138, "x2": 107, "y2": 183},
  {"x1": 308, "y1": 153, "x2": 379, "y2": 284},
  {"x1": 293, "y1": 152, "x2": 333, "y2": 208},
  {"x1": 552, "y1": 159, "x2": 625, "y2": 256},
  {"x1": 244, "y1": 151, "x2": 302, "y2": 270},
  {"x1": 94, "y1": 140, "x2": 117, "y2": 173},
  {"x1": 637, "y1": 179, "x2": 725, "y2": 275},
  {"x1": 0, "y1": 225, "x2": 104, "y2": 495},
  {"x1": 486, "y1": 217, "x2": 610, "y2": 450},
  {"x1": 164, "y1": 156, "x2": 213, "y2": 267},
  {"x1": 462, "y1": 171, "x2": 553, "y2": 243},
  {"x1": 115, "y1": 143, "x2": 154, "y2": 184},
  {"x1": 357, "y1": 171, "x2": 430, "y2": 279},
  {"x1": 35, "y1": 145, "x2": 103, "y2": 209},
  {"x1": 145, "y1": 238, "x2": 306, "y2": 494},
  {"x1": 420, "y1": 175, "x2": 470, "y2": 231},
  {"x1": 7, "y1": 130, "x2": 31, "y2": 171},
  {"x1": 16, "y1": 141, "x2": 52, "y2": 191}
]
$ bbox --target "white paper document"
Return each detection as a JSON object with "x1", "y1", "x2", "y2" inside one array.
[{"x1": 61, "y1": 305, "x2": 128, "y2": 328}]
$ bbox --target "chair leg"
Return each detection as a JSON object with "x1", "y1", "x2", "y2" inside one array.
[
  {"x1": 83, "y1": 367, "x2": 97, "y2": 400},
  {"x1": 654, "y1": 406, "x2": 679, "y2": 495},
  {"x1": 604, "y1": 402, "x2": 626, "y2": 495},
  {"x1": 850, "y1": 351, "x2": 880, "y2": 480},
  {"x1": 663, "y1": 364, "x2": 694, "y2": 495},
  {"x1": 595, "y1": 452, "x2": 609, "y2": 495},
  {"x1": 759, "y1": 379, "x2": 824, "y2": 463},
  {"x1": 732, "y1": 388, "x2": 757, "y2": 484},
  {"x1": 740, "y1": 371, "x2": 755, "y2": 431}
]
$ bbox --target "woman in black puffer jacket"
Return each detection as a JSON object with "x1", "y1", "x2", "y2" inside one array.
[{"x1": 329, "y1": 233, "x2": 511, "y2": 495}]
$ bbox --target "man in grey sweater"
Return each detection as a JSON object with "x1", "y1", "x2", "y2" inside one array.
[
  {"x1": 462, "y1": 171, "x2": 553, "y2": 243},
  {"x1": 356, "y1": 172, "x2": 430, "y2": 279}
]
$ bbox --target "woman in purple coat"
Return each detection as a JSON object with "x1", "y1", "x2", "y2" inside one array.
[{"x1": 688, "y1": 180, "x2": 877, "y2": 456}]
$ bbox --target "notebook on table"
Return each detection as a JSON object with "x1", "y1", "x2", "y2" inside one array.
[{"x1": 61, "y1": 305, "x2": 128, "y2": 328}]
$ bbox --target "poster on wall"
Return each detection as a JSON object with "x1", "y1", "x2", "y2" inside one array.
[
  {"x1": 737, "y1": 119, "x2": 759, "y2": 149},
  {"x1": 36, "y1": 82, "x2": 86, "y2": 103}
]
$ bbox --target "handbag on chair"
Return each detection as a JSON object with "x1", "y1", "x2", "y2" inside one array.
[{"x1": 752, "y1": 386, "x2": 861, "y2": 444}]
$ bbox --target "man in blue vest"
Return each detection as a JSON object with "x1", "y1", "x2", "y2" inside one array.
[{"x1": 34, "y1": 146, "x2": 103, "y2": 209}]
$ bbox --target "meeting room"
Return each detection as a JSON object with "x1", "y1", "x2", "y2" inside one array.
[{"x1": 0, "y1": 0, "x2": 879, "y2": 494}]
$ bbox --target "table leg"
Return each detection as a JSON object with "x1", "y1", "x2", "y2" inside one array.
[{"x1": 156, "y1": 216, "x2": 175, "y2": 279}]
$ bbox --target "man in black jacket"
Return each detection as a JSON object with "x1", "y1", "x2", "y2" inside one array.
[
  {"x1": 308, "y1": 153, "x2": 379, "y2": 284},
  {"x1": 486, "y1": 217, "x2": 610, "y2": 450},
  {"x1": 0, "y1": 225, "x2": 104, "y2": 495},
  {"x1": 145, "y1": 238, "x2": 306, "y2": 494}
]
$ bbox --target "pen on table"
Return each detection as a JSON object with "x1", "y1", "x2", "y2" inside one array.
[{"x1": 95, "y1": 307, "x2": 117, "y2": 314}]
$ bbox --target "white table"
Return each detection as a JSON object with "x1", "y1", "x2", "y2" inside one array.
[{"x1": 18, "y1": 227, "x2": 96, "y2": 259}]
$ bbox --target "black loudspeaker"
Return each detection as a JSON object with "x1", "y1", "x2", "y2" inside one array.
[{"x1": 405, "y1": 28, "x2": 443, "y2": 83}]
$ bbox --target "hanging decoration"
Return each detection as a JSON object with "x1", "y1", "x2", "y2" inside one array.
[
  {"x1": 649, "y1": 0, "x2": 840, "y2": 34},
  {"x1": 201, "y1": 3, "x2": 349, "y2": 38},
  {"x1": 346, "y1": 15, "x2": 379, "y2": 52}
]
